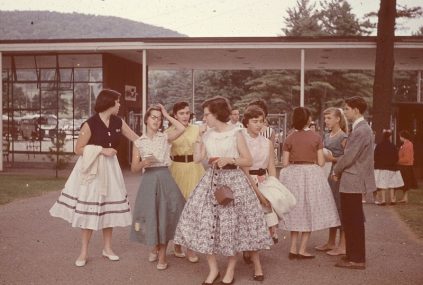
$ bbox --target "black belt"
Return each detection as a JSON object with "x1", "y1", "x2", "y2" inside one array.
[
  {"x1": 171, "y1": 155, "x2": 194, "y2": 163},
  {"x1": 249, "y1": 168, "x2": 267, "y2": 175},
  {"x1": 213, "y1": 164, "x2": 237, "y2": 170},
  {"x1": 290, "y1": 161, "x2": 315, "y2": 165}
]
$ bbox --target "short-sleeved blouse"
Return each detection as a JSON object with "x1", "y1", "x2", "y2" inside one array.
[
  {"x1": 323, "y1": 131, "x2": 347, "y2": 157},
  {"x1": 86, "y1": 114, "x2": 123, "y2": 148},
  {"x1": 283, "y1": 130, "x2": 323, "y2": 162},
  {"x1": 203, "y1": 127, "x2": 240, "y2": 158},
  {"x1": 134, "y1": 132, "x2": 171, "y2": 167},
  {"x1": 242, "y1": 129, "x2": 269, "y2": 169}
]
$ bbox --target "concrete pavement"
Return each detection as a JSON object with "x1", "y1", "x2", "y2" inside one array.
[{"x1": 0, "y1": 170, "x2": 422, "y2": 285}]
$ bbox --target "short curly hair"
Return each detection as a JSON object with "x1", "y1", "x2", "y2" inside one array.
[
  {"x1": 247, "y1": 99, "x2": 268, "y2": 117},
  {"x1": 242, "y1": 106, "x2": 265, "y2": 128},
  {"x1": 201, "y1": 96, "x2": 231, "y2": 123},
  {"x1": 143, "y1": 105, "x2": 163, "y2": 129}
]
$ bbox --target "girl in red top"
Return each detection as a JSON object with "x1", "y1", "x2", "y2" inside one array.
[{"x1": 397, "y1": 130, "x2": 417, "y2": 203}]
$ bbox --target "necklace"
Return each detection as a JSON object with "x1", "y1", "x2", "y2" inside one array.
[{"x1": 329, "y1": 129, "x2": 341, "y2": 138}]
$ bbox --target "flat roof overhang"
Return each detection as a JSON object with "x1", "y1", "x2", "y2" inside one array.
[{"x1": 0, "y1": 36, "x2": 422, "y2": 70}]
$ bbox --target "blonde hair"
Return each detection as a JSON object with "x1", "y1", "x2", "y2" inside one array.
[{"x1": 323, "y1": 107, "x2": 348, "y2": 133}]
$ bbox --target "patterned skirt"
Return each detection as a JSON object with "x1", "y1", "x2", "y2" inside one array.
[
  {"x1": 130, "y1": 167, "x2": 185, "y2": 246},
  {"x1": 174, "y1": 168, "x2": 273, "y2": 256},
  {"x1": 279, "y1": 164, "x2": 340, "y2": 232},
  {"x1": 49, "y1": 156, "x2": 132, "y2": 230},
  {"x1": 374, "y1": 169, "x2": 404, "y2": 189}
]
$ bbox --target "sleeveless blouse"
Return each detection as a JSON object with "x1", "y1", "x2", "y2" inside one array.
[
  {"x1": 242, "y1": 129, "x2": 269, "y2": 169},
  {"x1": 86, "y1": 114, "x2": 122, "y2": 149},
  {"x1": 203, "y1": 127, "x2": 240, "y2": 158}
]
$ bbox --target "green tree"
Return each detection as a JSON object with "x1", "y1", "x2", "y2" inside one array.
[
  {"x1": 319, "y1": 0, "x2": 374, "y2": 35},
  {"x1": 282, "y1": 0, "x2": 322, "y2": 36}
]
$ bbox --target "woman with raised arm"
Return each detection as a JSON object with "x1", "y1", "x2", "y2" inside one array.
[
  {"x1": 130, "y1": 104, "x2": 186, "y2": 271},
  {"x1": 166, "y1": 101, "x2": 205, "y2": 262}
]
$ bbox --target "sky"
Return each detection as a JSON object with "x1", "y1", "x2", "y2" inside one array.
[{"x1": 0, "y1": 0, "x2": 422, "y2": 36}]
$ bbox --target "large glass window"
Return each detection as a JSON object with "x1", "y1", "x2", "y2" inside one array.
[{"x1": 2, "y1": 54, "x2": 102, "y2": 164}]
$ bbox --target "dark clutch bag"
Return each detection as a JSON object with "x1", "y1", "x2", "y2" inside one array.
[{"x1": 214, "y1": 185, "x2": 234, "y2": 206}]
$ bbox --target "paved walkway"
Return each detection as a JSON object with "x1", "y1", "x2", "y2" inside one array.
[{"x1": 0, "y1": 170, "x2": 423, "y2": 285}]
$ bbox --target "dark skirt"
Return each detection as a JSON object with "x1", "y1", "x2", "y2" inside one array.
[
  {"x1": 399, "y1": 165, "x2": 417, "y2": 191},
  {"x1": 130, "y1": 167, "x2": 185, "y2": 246}
]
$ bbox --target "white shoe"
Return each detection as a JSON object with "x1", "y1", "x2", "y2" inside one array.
[
  {"x1": 148, "y1": 252, "x2": 158, "y2": 262},
  {"x1": 174, "y1": 251, "x2": 186, "y2": 258},
  {"x1": 156, "y1": 262, "x2": 168, "y2": 270},
  {"x1": 75, "y1": 259, "x2": 87, "y2": 267},
  {"x1": 102, "y1": 250, "x2": 120, "y2": 261},
  {"x1": 187, "y1": 255, "x2": 199, "y2": 263}
]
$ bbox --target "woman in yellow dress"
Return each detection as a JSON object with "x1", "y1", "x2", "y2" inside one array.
[{"x1": 166, "y1": 101, "x2": 205, "y2": 262}]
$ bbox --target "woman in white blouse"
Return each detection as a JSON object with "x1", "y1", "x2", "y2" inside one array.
[{"x1": 130, "y1": 104, "x2": 186, "y2": 271}]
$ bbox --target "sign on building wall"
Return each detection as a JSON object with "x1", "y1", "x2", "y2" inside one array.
[{"x1": 124, "y1": 85, "x2": 137, "y2": 101}]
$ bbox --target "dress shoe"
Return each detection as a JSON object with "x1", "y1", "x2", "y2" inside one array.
[
  {"x1": 288, "y1": 252, "x2": 298, "y2": 260},
  {"x1": 326, "y1": 248, "x2": 346, "y2": 256},
  {"x1": 298, "y1": 254, "x2": 315, "y2": 259},
  {"x1": 220, "y1": 278, "x2": 235, "y2": 285},
  {"x1": 202, "y1": 273, "x2": 220, "y2": 285},
  {"x1": 148, "y1": 252, "x2": 158, "y2": 262},
  {"x1": 188, "y1": 255, "x2": 199, "y2": 263},
  {"x1": 335, "y1": 259, "x2": 366, "y2": 270},
  {"x1": 253, "y1": 274, "x2": 264, "y2": 281},
  {"x1": 156, "y1": 262, "x2": 168, "y2": 270},
  {"x1": 102, "y1": 250, "x2": 119, "y2": 261},
  {"x1": 75, "y1": 258, "x2": 87, "y2": 267},
  {"x1": 174, "y1": 251, "x2": 186, "y2": 258}
]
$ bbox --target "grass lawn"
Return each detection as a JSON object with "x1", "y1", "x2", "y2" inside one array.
[
  {"x1": 395, "y1": 187, "x2": 423, "y2": 239},
  {"x1": 0, "y1": 175, "x2": 66, "y2": 205}
]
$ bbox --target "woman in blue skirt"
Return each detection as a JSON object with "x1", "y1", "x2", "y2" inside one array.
[{"x1": 130, "y1": 104, "x2": 186, "y2": 270}]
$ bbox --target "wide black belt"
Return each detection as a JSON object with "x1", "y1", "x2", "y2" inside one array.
[
  {"x1": 213, "y1": 164, "x2": 238, "y2": 170},
  {"x1": 249, "y1": 168, "x2": 267, "y2": 175},
  {"x1": 171, "y1": 155, "x2": 194, "y2": 163},
  {"x1": 290, "y1": 161, "x2": 315, "y2": 165}
]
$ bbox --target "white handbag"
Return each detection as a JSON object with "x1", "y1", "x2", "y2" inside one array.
[{"x1": 258, "y1": 176, "x2": 296, "y2": 218}]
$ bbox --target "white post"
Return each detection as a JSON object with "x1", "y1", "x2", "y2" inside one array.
[
  {"x1": 142, "y1": 49, "x2": 147, "y2": 134},
  {"x1": 0, "y1": 52, "x2": 3, "y2": 171},
  {"x1": 192, "y1": 69, "x2": 195, "y2": 118},
  {"x1": 417, "y1": 71, "x2": 421, "y2": 103},
  {"x1": 300, "y1": 49, "x2": 305, "y2": 107}
]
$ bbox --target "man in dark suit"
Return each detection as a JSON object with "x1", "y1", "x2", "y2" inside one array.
[{"x1": 332, "y1": 96, "x2": 376, "y2": 270}]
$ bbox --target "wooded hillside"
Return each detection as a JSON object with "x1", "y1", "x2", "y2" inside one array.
[{"x1": 0, "y1": 10, "x2": 185, "y2": 39}]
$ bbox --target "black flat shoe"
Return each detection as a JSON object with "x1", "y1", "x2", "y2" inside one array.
[
  {"x1": 243, "y1": 252, "x2": 252, "y2": 264},
  {"x1": 298, "y1": 254, "x2": 315, "y2": 259},
  {"x1": 288, "y1": 252, "x2": 298, "y2": 260},
  {"x1": 202, "y1": 273, "x2": 220, "y2": 285},
  {"x1": 219, "y1": 278, "x2": 235, "y2": 285},
  {"x1": 253, "y1": 274, "x2": 264, "y2": 281}
]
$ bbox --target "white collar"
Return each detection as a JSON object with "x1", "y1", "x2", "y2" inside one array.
[{"x1": 352, "y1": 117, "x2": 365, "y2": 130}]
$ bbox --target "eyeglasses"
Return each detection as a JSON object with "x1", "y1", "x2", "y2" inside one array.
[{"x1": 150, "y1": 115, "x2": 162, "y2": 121}]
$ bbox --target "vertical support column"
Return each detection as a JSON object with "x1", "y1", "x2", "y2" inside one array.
[
  {"x1": 142, "y1": 49, "x2": 147, "y2": 134},
  {"x1": 300, "y1": 49, "x2": 305, "y2": 107},
  {"x1": 192, "y1": 69, "x2": 195, "y2": 118},
  {"x1": 417, "y1": 71, "x2": 421, "y2": 103},
  {"x1": 0, "y1": 52, "x2": 3, "y2": 171}
]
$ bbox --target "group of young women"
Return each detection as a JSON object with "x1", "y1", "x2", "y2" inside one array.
[{"x1": 49, "y1": 89, "x2": 415, "y2": 284}]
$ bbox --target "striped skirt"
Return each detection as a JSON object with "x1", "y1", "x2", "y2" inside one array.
[{"x1": 49, "y1": 156, "x2": 132, "y2": 230}]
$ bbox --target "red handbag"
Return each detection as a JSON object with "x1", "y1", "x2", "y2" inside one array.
[{"x1": 211, "y1": 166, "x2": 234, "y2": 206}]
